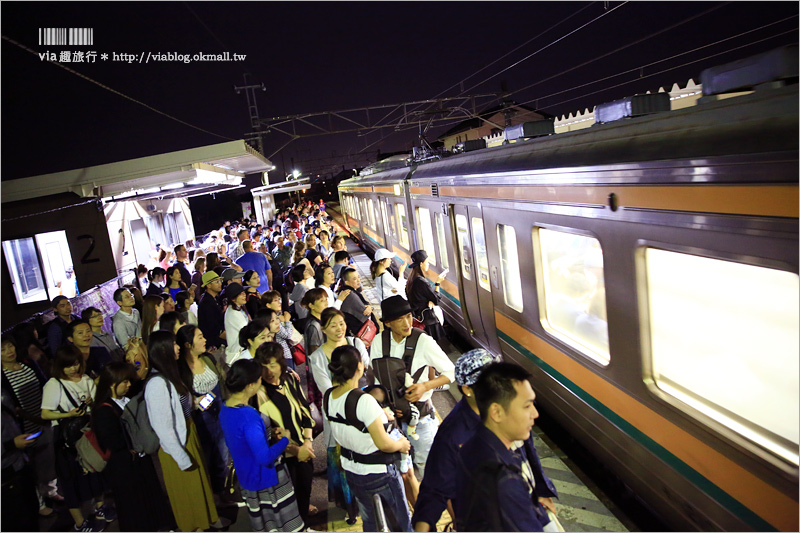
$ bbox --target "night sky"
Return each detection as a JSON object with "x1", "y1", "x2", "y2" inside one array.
[{"x1": 2, "y1": 2, "x2": 797, "y2": 184}]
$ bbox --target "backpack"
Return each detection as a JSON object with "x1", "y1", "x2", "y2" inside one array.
[
  {"x1": 371, "y1": 328, "x2": 431, "y2": 421},
  {"x1": 322, "y1": 388, "x2": 399, "y2": 465},
  {"x1": 120, "y1": 375, "x2": 170, "y2": 455}
]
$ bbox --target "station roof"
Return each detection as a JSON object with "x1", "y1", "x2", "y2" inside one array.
[
  {"x1": 251, "y1": 176, "x2": 311, "y2": 197},
  {"x1": 1, "y1": 140, "x2": 274, "y2": 204}
]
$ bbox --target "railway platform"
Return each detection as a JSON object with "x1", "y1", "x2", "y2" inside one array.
[{"x1": 38, "y1": 236, "x2": 633, "y2": 533}]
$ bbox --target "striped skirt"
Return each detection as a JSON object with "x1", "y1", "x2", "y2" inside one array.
[{"x1": 241, "y1": 463, "x2": 304, "y2": 532}]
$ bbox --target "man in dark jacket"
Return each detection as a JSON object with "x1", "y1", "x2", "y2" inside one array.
[
  {"x1": 338, "y1": 268, "x2": 377, "y2": 336},
  {"x1": 197, "y1": 271, "x2": 225, "y2": 350},
  {"x1": 455, "y1": 362, "x2": 558, "y2": 532},
  {"x1": 46, "y1": 296, "x2": 79, "y2": 357}
]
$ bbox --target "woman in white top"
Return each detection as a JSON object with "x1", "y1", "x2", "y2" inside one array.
[
  {"x1": 40, "y1": 346, "x2": 106, "y2": 531},
  {"x1": 223, "y1": 283, "x2": 250, "y2": 365},
  {"x1": 371, "y1": 248, "x2": 407, "y2": 301},
  {"x1": 307, "y1": 308, "x2": 369, "y2": 524},
  {"x1": 176, "y1": 325, "x2": 232, "y2": 505},
  {"x1": 324, "y1": 344, "x2": 412, "y2": 532},
  {"x1": 314, "y1": 263, "x2": 350, "y2": 309}
]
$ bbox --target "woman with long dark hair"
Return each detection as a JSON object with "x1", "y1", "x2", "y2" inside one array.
[
  {"x1": 141, "y1": 294, "x2": 165, "y2": 346},
  {"x1": 11, "y1": 322, "x2": 48, "y2": 377},
  {"x1": 219, "y1": 359, "x2": 303, "y2": 532},
  {"x1": 165, "y1": 266, "x2": 188, "y2": 299},
  {"x1": 254, "y1": 342, "x2": 316, "y2": 524},
  {"x1": 405, "y1": 250, "x2": 447, "y2": 344},
  {"x1": 92, "y1": 362, "x2": 174, "y2": 531},
  {"x1": 325, "y1": 345, "x2": 412, "y2": 531},
  {"x1": 146, "y1": 267, "x2": 167, "y2": 297},
  {"x1": 176, "y1": 325, "x2": 233, "y2": 507},
  {"x1": 145, "y1": 331, "x2": 227, "y2": 532}
]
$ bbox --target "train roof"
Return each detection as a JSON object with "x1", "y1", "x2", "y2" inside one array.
[{"x1": 339, "y1": 83, "x2": 798, "y2": 190}]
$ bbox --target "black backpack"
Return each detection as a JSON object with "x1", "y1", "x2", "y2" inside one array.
[
  {"x1": 371, "y1": 328, "x2": 431, "y2": 421},
  {"x1": 322, "y1": 388, "x2": 399, "y2": 465}
]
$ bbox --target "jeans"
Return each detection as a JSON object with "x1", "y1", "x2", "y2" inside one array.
[
  {"x1": 402, "y1": 413, "x2": 439, "y2": 480},
  {"x1": 345, "y1": 464, "x2": 411, "y2": 532}
]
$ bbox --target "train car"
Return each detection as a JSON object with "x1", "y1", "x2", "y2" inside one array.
[{"x1": 338, "y1": 49, "x2": 799, "y2": 532}]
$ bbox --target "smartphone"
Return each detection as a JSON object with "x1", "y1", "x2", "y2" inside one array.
[
  {"x1": 440, "y1": 268, "x2": 450, "y2": 277},
  {"x1": 198, "y1": 392, "x2": 215, "y2": 410},
  {"x1": 25, "y1": 431, "x2": 42, "y2": 441}
]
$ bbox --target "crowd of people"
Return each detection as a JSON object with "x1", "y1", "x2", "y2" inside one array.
[{"x1": 2, "y1": 199, "x2": 563, "y2": 532}]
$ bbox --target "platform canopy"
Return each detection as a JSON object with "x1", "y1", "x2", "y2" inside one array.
[
  {"x1": 2, "y1": 140, "x2": 274, "y2": 204},
  {"x1": 250, "y1": 176, "x2": 311, "y2": 198}
]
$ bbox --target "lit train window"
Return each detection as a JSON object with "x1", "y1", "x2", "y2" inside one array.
[
  {"x1": 533, "y1": 228, "x2": 609, "y2": 365},
  {"x1": 471, "y1": 218, "x2": 491, "y2": 292},
  {"x1": 353, "y1": 196, "x2": 361, "y2": 219},
  {"x1": 455, "y1": 214, "x2": 472, "y2": 280},
  {"x1": 379, "y1": 201, "x2": 390, "y2": 238},
  {"x1": 435, "y1": 213, "x2": 449, "y2": 271},
  {"x1": 367, "y1": 199, "x2": 376, "y2": 229},
  {"x1": 497, "y1": 225, "x2": 523, "y2": 312},
  {"x1": 415, "y1": 207, "x2": 436, "y2": 266},
  {"x1": 387, "y1": 202, "x2": 398, "y2": 237},
  {"x1": 396, "y1": 203, "x2": 410, "y2": 249},
  {"x1": 644, "y1": 249, "x2": 799, "y2": 465}
]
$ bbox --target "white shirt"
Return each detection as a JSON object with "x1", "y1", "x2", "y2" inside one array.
[
  {"x1": 224, "y1": 307, "x2": 249, "y2": 362},
  {"x1": 321, "y1": 285, "x2": 343, "y2": 310},
  {"x1": 227, "y1": 346, "x2": 253, "y2": 366},
  {"x1": 369, "y1": 331, "x2": 455, "y2": 404},
  {"x1": 325, "y1": 389, "x2": 389, "y2": 475},
  {"x1": 41, "y1": 375, "x2": 96, "y2": 426},
  {"x1": 376, "y1": 271, "x2": 406, "y2": 301}
]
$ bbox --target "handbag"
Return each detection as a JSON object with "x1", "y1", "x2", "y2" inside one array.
[
  {"x1": 76, "y1": 427, "x2": 111, "y2": 473},
  {"x1": 56, "y1": 381, "x2": 91, "y2": 448},
  {"x1": 288, "y1": 324, "x2": 304, "y2": 346},
  {"x1": 356, "y1": 318, "x2": 378, "y2": 348},
  {"x1": 291, "y1": 343, "x2": 306, "y2": 365}
]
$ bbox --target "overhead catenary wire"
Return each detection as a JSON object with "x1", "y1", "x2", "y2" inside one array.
[
  {"x1": 525, "y1": 27, "x2": 798, "y2": 113},
  {"x1": 1, "y1": 34, "x2": 236, "y2": 142},
  {"x1": 514, "y1": 16, "x2": 798, "y2": 112}
]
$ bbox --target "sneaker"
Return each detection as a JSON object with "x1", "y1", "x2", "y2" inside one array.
[
  {"x1": 94, "y1": 505, "x2": 117, "y2": 522},
  {"x1": 73, "y1": 519, "x2": 103, "y2": 532},
  {"x1": 47, "y1": 488, "x2": 65, "y2": 502}
]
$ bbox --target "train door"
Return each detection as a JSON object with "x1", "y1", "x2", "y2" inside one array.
[{"x1": 451, "y1": 204, "x2": 500, "y2": 352}]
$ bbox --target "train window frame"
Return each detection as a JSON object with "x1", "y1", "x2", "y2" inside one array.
[
  {"x1": 395, "y1": 203, "x2": 410, "y2": 250},
  {"x1": 638, "y1": 245, "x2": 799, "y2": 468},
  {"x1": 531, "y1": 226, "x2": 610, "y2": 366},
  {"x1": 471, "y1": 217, "x2": 491, "y2": 292},
  {"x1": 2, "y1": 237, "x2": 48, "y2": 304},
  {"x1": 497, "y1": 224, "x2": 523, "y2": 312},
  {"x1": 415, "y1": 206, "x2": 436, "y2": 267},
  {"x1": 435, "y1": 212, "x2": 449, "y2": 271},
  {"x1": 3, "y1": 230, "x2": 78, "y2": 305},
  {"x1": 455, "y1": 214, "x2": 472, "y2": 281},
  {"x1": 367, "y1": 198, "x2": 376, "y2": 230},
  {"x1": 379, "y1": 200, "x2": 391, "y2": 239}
]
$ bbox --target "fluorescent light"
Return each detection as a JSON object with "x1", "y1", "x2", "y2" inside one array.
[{"x1": 160, "y1": 182, "x2": 185, "y2": 191}]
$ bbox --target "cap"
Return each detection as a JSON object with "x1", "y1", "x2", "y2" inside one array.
[
  {"x1": 381, "y1": 295, "x2": 413, "y2": 323},
  {"x1": 223, "y1": 283, "x2": 245, "y2": 302},
  {"x1": 221, "y1": 268, "x2": 244, "y2": 282},
  {"x1": 201, "y1": 271, "x2": 222, "y2": 287},
  {"x1": 454, "y1": 348, "x2": 502, "y2": 387},
  {"x1": 410, "y1": 249, "x2": 428, "y2": 265},
  {"x1": 374, "y1": 248, "x2": 394, "y2": 262}
]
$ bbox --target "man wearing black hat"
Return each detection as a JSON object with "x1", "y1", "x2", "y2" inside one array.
[{"x1": 370, "y1": 295, "x2": 455, "y2": 480}]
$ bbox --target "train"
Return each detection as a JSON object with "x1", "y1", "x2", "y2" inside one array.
[{"x1": 334, "y1": 47, "x2": 799, "y2": 532}]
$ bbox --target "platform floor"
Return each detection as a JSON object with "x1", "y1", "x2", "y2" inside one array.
[{"x1": 39, "y1": 236, "x2": 632, "y2": 533}]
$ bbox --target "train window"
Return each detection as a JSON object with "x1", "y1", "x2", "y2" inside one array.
[
  {"x1": 3, "y1": 230, "x2": 78, "y2": 305},
  {"x1": 497, "y1": 224, "x2": 523, "y2": 312},
  {"x1": 415, "y1": 207, "x2": 436, "y2": 266},
  {"x1": 379, "y1": 201, "x2": 390, "y2": 238},
  {"x1": 353, "y1": 196, "x2": 361, "y2": 220},
  {"x1": 387, "y1": 201, "x2": 398, "y2": 238},
  {"x1": 644, "y1": 248, "x2": 799, "y2": 465},
  {"x1": 533, "y1": 228, "x2": 609, "y2": 365},
  {"x1": 455, "y1": 214, "x2": 472, "y2": 280},
  {"x1": 396, "y1": 203, "x2": 410, "y2": 249},
  {"x1": 471, "y1": 218, "x2": 491, "y2": 292},
  {"x1": 435, "y1": 213, "x2": 449, "y2": 270},
  {"x1": 367, "y1": 199, "x2": 376, "y2": 229}
]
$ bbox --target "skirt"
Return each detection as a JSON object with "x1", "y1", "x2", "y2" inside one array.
[
  {"x1": 327, "y1": 445, "x2": 359, "y2": 519},
  {"x1": 158, "y1": 418, "x2": 218, "y2": 532},
  {"x1": 241, "y1": 463, "x2": 304, "y2": 532}
]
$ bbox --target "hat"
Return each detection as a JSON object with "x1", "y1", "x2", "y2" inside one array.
[
  {"x1": 223, "y1": 283, "x2": 245, "y2": 302},
  {"x1": 381, "y1": 295, "x2": 413, "y2": 323},
  {"x1": 374, "y1": 248, "x2": 394, "y2": 262},
  {"x1": 454, "y1": 348, "x2": 502, "y2": 387},
  {"x1": 410, "y1": 249, "x2": 428, "y2": 265},
  {"x1": 201, "y1": 271, "x2": 222, "y2": 287},
  {"x1": 221, "y1": 268, "x2": 244, "y2": 282}
]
